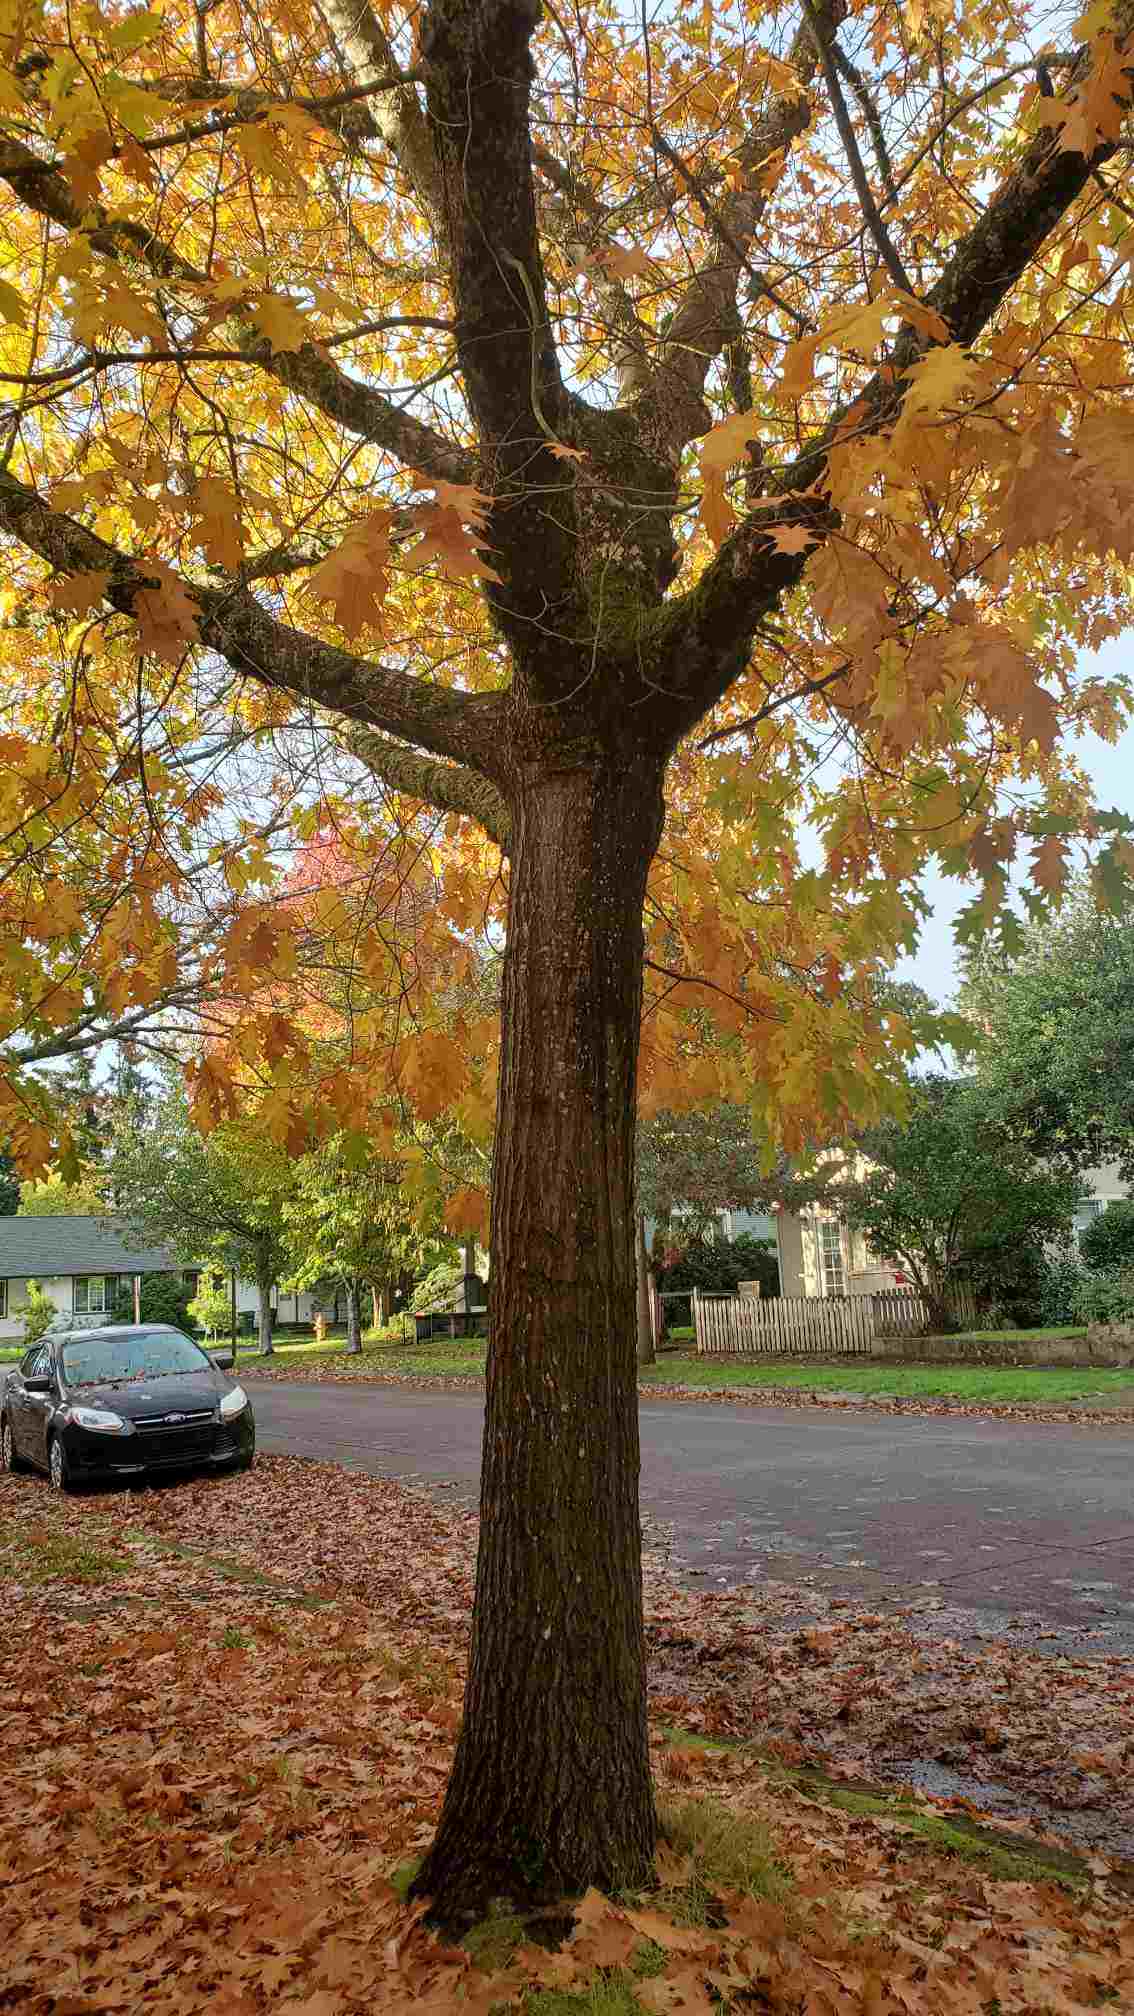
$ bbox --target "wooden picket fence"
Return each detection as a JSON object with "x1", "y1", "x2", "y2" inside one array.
[{"x1": 691, "y1": 1284, "x2": 954, "y2": 1358}]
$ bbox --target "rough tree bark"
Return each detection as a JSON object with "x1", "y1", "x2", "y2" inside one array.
[
  {"x1": 416, "y1": 753, "x2": 666, "y2": 1912},
  {"x1": 255, "y1": 1243, "x2": 274, "y2": 1357}
]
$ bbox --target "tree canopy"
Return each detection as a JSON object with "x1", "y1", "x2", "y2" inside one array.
[
  {"x1": 839, "y1": 1076, "x2": 1085, "y2": 1328},
  {"x1": 636, "y1": 1103, "x2": 773, "y2": 1243},
  {"x1": 18, "y1": 1170, "x2": 107, "y2": 1214},
  {"x1": 962, "y1": 897, "x2": 1134, "y2": 1177},
  {"x1": 3, "y1": 0, "x2": 1134, "y2": 1920},
  {"x1": 109, "y1": 1086, "x2": 291, "y2": 1351},
  {"x1": 282, "y1": 1132, "x2": 435, "y2": 1350}
]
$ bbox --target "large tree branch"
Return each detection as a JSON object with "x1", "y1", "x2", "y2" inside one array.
[
  {"x1": 533, "y1": 146, "x2": 656, "y2": 402},
  {"x1": 134, "y1": 76, "x2": 419, "y2": 153},
  {"x1": 419, "y1": 0, "x2": 580, "y2": 652},
  {"x1": 344, "y1": 725, "x2": 512, "y2": 849},
  {"x1": 653, "y1": 21, "x2": 1134, "y2": 731},
  {"x1": 0, "y1": 468, "x2": 506, "y2": 774},
  {"x1": 422, "y1": 0, "x2": 564, "y2": 449},
  {"x1": 0, "y1": 137, "x2": 470, "y2": 486},
  {"x1": 318, "y1": 0, "x2": 449, "y2": 246}
]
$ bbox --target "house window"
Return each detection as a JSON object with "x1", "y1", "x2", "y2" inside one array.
[
  {"x1": 818, "y1": 1218, "x2": 846, "y2": 1298},
  {"x1": 1074, "y1": 1200, "x2": 1106, "y2": 1248},
  {"x1": 0, "y1": 1279, "x2": 7, "y2": 1320},
  {"x1": 74, "y1": 1275, "x2": 112, "y2": 1315}
]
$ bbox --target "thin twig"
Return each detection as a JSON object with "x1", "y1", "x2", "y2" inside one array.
[
  {"x1": 803, "y1": 0, "x2": 914, "y2": 293},
  {"x1": 648, "y1": 121, "x2": 813, "y2": 334}
]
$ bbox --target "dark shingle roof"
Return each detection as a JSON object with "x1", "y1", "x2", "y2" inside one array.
[{"x1": 0, "y1": 1215, "x2": 182, "y2": 1277}]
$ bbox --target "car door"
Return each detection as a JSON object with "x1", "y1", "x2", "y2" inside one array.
[
  {"x1": 20, "y1": 1343, "x2": 56, "y2": 1469},
  {"x1": 4, "y1": 1346, "x2": 40, "y2": 1457}
]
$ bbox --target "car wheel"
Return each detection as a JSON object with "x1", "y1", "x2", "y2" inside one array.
[
  {"x1": 48, "y1": 1434, "x2": 73, "y2": 1493},
  {"x1": 1, "y1": 1415, "x2": 28, "y2": 1475}
]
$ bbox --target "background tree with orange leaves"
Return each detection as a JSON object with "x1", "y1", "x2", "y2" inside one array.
[{"x1": 3, "y1": 0, "x2": 1134, "y2": 1918}]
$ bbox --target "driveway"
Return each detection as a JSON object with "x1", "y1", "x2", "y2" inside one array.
[{"x1": 249, "y1": 1383, "x2": 1134, "y2": 1653}]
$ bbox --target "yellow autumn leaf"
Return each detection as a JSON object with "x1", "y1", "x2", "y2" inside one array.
[
  {"x1": 696, "y1": 410, "x2": 760, "y2": 546},
  {"x1": 899, "y1": 344, "x2": 982, "y2": 418},
  {"x1": 0, "y1": 277, "x2": 27, "y2": 326},
  {"x1": 250, "y1": 294, "x2": 312, "y2": 354},
  {"x1": 133, "y1": 561, "x2": 200, "y2": 664},
  {"x1": 192, "y1": 477, "x2": 244, "y2": 572},
  {"x1": 237, "y1": 122, "x2": 307, "y2": 193}
]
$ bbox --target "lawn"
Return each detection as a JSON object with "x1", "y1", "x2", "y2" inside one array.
[
  {"x1": 640, "y1": 1355, "x2": 1134, "y2": 1403},
  {"x1": 6, "y1": 1327, "x2": 1132, "y2": 1405},
  {"x1": 228, "y1": 1332, "x2": 1134, "y2": 1403}
]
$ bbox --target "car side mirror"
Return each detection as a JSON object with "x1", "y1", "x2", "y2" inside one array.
[
  {"x1": 24, "y1": 1374, "x2": 53, "y2": 1394},
  {"x1": 209, "y1": 1349, "x2": 235, "y2": 1371}
]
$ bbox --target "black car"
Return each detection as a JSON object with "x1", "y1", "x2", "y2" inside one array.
[{"x1": 0, "y1": 1324, "x2": 255, "y2": 1491}]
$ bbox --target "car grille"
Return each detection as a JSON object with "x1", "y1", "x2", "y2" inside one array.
[{"x1": 133, "y1": 1410, "x2": 216, "y2": 1462}]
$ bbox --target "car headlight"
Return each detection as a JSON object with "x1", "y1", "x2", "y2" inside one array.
[
  {"x1": 68, "y1": 1405, "x2": 127, "y2": 1434},
  {"x1": 219, "y1": 1385, "x2": 248, "y2": 1418}
]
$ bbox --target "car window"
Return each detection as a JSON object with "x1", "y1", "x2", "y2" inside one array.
[
  {"x1": 61, "y1": 1329, "x2": 211, "y2": 1387},
  {"x1": 19, "y1": 1346, "x2": 41, "y2": 1377},
  {"x1": 30, "y1": 1345, "x2": 52, "y2": 1379}
]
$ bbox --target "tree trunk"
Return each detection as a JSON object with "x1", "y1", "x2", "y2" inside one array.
[
  {"x1": 636, "y1": 1213, "x2": 655, "y2": 1366},
  {"x1": 345, "y1": 1279, "x2": 362, "y2": 1353},
  {"x1": 416, "y1": 756, "x2": 665, "y2": 1920},
  {"x1": 256, "y1": 1246, "x2": 274, "y2": 1356}
]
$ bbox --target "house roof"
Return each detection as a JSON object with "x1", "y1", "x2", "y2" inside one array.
[{"x1": 0, "y1": 1215, "x2": 182, "y2": 1278}]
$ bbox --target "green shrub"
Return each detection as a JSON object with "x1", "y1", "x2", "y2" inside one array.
[
  {"x1": 958, "y1": 1236, "x2": 1054, "y2": 1329},
  {"x1": 409, "y1": 1259, "x2": 464, "y2": 1313},
  {"x1": 1080, "y1": 1199, "x2": 1134, "y2": 1272},
  {"x1": 1070, "y1": 1266, "x2": 1134, "y2": 1326},
  {"x1": 187, "y1": 1269, "x2": 229, "y2": 1339},
  {"x1": 16, "y1": 1278, "x2": 57, "y2": 1347},
  {"x1": 1035, "y1": 1246, "x2": 1088, "y2": 1326},
  {"x1": 113, "y1": 1273, "x2": 194, "y2": 1331},
  {"x1": 657, "y1": 1232, "x2": 779, "y2": 1301}
]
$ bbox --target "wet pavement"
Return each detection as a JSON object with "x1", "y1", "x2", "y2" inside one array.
[{"x1": 252, "y1": 1384, "x2": 1134, "y2": 1659}]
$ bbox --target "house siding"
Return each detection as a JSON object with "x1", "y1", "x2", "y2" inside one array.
[
  {"x1": 0, "y1": 1275, "x2": 75, "y2": 1339},
  {"x1": 775, "y1": 1163, "x2": 1132, "y2": 1299},
  {"x1": 0, "y1": 1271, "x2": 328, "y2": 1339}
]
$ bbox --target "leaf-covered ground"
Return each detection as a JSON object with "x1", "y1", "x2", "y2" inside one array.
[{"x1": 2, "y1": 1457, "x2": 1133, "y2": 2012}]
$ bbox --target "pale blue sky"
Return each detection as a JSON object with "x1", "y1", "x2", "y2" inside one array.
[{"x1": 895, "y1": 636, "x2": 1134, "y2": 1005}]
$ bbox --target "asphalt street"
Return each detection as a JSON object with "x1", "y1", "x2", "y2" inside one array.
[{"x1": 250, "y1": 1382, "x2": 1134, "y2": 1652}]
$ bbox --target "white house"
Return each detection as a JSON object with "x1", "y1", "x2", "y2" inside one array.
[
  {"x1": 0, "y1": 1215, "x2": 324, "y2": 1340},
  {"x1": 775, "y1": 1162, "x2": 1130, "y2": 1299}
]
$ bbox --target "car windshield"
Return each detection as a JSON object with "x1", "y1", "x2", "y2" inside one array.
[{"x1": 61, "y1": 1330, "x2": 211, "y2": 1387}]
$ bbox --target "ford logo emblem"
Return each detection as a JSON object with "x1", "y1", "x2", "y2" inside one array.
[{"x1": 164, "y1": 1413, "x2": 186, "y2": 1424}]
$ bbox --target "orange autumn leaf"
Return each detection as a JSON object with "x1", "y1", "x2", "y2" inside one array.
[
  {"x1": 133, "y1": 561, "x2": 200, "y2": 664},
  {"x1": 306, "y1": 512, "x2": 395, "y2": 638}
]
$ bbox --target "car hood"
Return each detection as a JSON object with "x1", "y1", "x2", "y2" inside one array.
[{"x1": 68, "y1": 1369, "x2": 228, "y2": 1418}]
